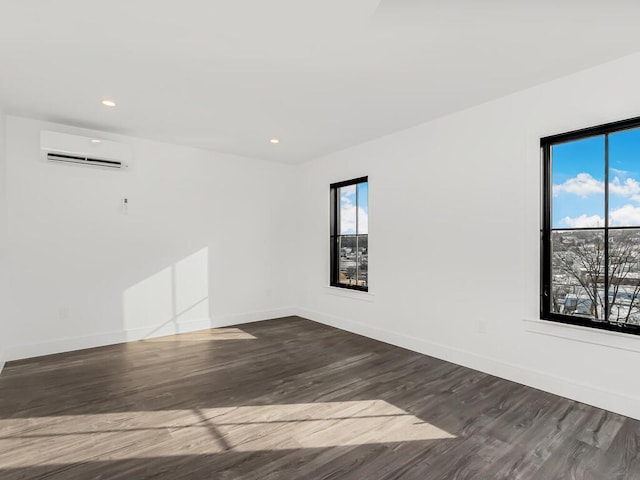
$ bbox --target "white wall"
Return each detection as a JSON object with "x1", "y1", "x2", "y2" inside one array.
[
  {"x1": 0, "y1": 110, "x2": 6, "y2": 372},
  {"x1": 4, "y1": 116, "x2": 295, "y2": 360},
  {"x1": 295, "y1": 52, "x2": 640, "y2": 420}
]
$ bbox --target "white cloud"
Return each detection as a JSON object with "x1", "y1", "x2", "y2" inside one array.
[
  {"x1": 554, "y1": 173, "x2": 640, "y2": 203},
  {"x1": 341, "y1": 185, "x2": 356, "y2": 202},
  {"x1": 340, "y1": 205, "x2": 355, "y2": 233},
  {"x1": 556, "y1": 173, "x2": 640, "y2": 227},
  {"x1": 610, "y1": 204, "x2": 640, "y2": 226},
  {"x1": 610, "y1": 176, "x2": 640, "y2": 198},
  {"x1": 563, "y1": 206, "x2": 640, "y2": 227},
  {"x1": 561, "y1": 214, "x2": 604, "y2": 228},
  {"x1": 611, "y1": 168, "x2": 630, "y2": 177},
  {"x1": 339, "y1": 191, "x2": 368, "y2": 234},
  {"x1": 358, "y1": 207, "x2": 368, "y2": 234},
  {"x1": 340, "y1": 204, "x2": 368, "y2": 234},
  {"x1": 553, "y1": 173, "x2": 603, "y2": 198}
]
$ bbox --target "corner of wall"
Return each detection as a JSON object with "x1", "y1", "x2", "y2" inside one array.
[{"x1": 0, "y1": 108, "x2": 6, "y2": 376}]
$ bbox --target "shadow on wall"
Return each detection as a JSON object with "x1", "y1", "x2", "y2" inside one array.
[{"x1": 122, "y1": 247, "x2": 211, "y2": 340}]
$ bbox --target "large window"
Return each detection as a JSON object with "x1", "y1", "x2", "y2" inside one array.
[
  {"x1": 542, "y1": 116, "x2": 640, "y2": 335},
  {"x1": 330, "y1": 177, "x2": 368, "y2": 291}
]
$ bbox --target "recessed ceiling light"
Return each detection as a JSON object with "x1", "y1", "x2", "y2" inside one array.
[
  {"x1": 270, "y1": 138, "x2": 280, "y2": 144},
  {"x1": 101, "y1": 99, "x2": 116, "y2": 108},
  {"x1": 90, "y1": 139, "x2": 101, "y2": 144}
]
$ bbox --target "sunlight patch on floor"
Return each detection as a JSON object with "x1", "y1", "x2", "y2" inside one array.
[
  {"x1": 0, "y1": 400, "x2": 455, "y2": 467},
  {"x1": 141, "y1": 327, "x2": 257, "y2": 342}
]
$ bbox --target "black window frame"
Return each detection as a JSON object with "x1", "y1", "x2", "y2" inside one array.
[
  {"x1": 330, "y1": 176, "x2": 368, "y2": 292},
  {"x1": 541, "y1": 115, "x2": 640, "y2": 336}
]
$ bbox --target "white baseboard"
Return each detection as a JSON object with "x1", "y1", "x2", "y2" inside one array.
[
  {"x1": 297, "y1": 307, "x2": 640, "y2": 421},
  {"x1": 5, "y1": 306, "x2": 296, "y2": 362},
  {"x1": 6, "y1": 304, "x2": 639, "y2": 422}
]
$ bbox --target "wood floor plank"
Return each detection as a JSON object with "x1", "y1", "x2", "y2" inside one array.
[
  {"x1": 575, "y1": 409, "x2": 626, "y2": 450},
  {"x1": 1, "y1": 316, "x2": 639, "y2": 479}
]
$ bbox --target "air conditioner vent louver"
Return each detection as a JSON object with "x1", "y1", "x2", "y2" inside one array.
[
  {"x1": 40, "y1": 131, "x2": 131, "y2": 170},
  {"x1": 47, "y1": 153, "x2": 123, "y2": 168}
]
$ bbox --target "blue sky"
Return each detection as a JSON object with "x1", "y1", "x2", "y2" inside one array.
[
  {"x1": 552, "y1": 128, "x2": 640, "y2": 228},
  {"x1": 340, "y1": 182, "x2": 368, "y2": 234}
]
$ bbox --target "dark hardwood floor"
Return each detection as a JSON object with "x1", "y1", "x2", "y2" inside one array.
[{"x1": 1, "y1": 316, "x2": 639, "y2": 479}]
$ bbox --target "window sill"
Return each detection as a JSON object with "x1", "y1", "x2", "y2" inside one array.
[
  {"x1": 523, "y1": 318, "x2": 640, "y2": 353},
  {"x1": 325, "y1": 286, "x2": 375, "y2": 303}
]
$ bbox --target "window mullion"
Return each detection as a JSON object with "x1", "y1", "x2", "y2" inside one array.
[
  {"x1": 542, "y1": 143, "x2": 552, "y2": 317},
  {"x1": 355, "y1": 184, "x2": 359, "y2": 287},
  {"x1": 604, "y1": 134, "x2": 609, "y2": 322}
]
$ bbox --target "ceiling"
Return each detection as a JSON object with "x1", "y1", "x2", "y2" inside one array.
[{"x1": 1, "y1": 1, "x2": 640, "y2": 164}]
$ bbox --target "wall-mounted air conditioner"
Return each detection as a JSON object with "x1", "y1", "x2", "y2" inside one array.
[{"x1": 40, "y1": 131, "x2": 132, "y2": 169}]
